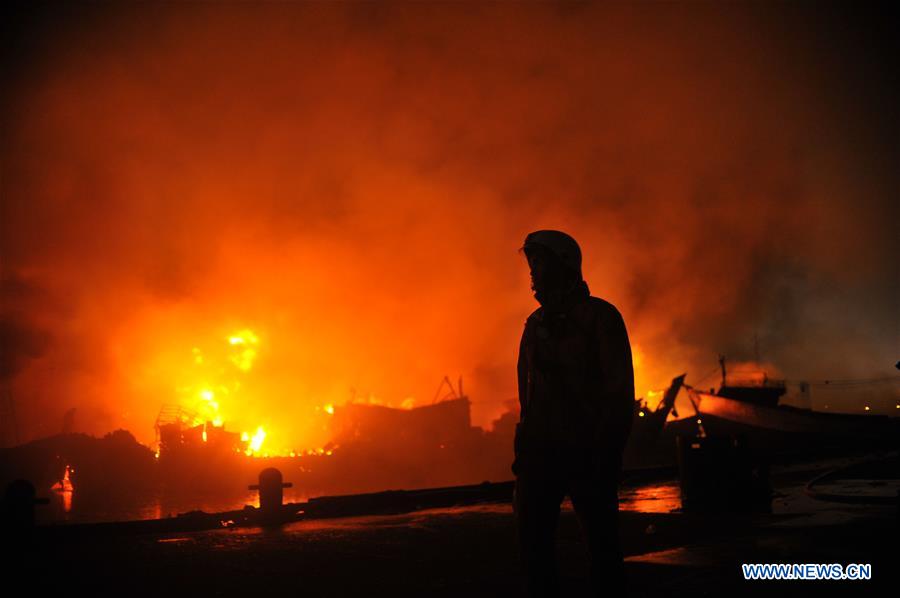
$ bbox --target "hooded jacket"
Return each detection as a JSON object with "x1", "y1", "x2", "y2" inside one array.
[{"x1": 514, "y1": 284, "x2": 635, "y2": 474}]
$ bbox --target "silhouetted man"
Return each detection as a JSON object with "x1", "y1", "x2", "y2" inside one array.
[{"x1": 513, "y1": 230, "x2": 634, "y2": 597}]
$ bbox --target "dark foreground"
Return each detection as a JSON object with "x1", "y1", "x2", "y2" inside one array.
[{"x1": 10, "y1": 456, "x2": 899, "y2": 597}]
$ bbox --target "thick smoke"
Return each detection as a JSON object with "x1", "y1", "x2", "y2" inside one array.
[{"x1": 1, "y1": 2, "x2": 897, "y2": 447}]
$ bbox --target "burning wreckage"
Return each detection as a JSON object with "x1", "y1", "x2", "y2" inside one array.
[
  {"x1": 155, "y1": 354, "x2": 899, "y2": 499},
  {"x1": 153, "y1": 377, "x2": 516, "y2": 496},
  {"x1": 3, "y1": 357, "x2": 897, "y2": 530},
  {"x1": 43, "y1": 324, "x2": 890, "y2": 505}
]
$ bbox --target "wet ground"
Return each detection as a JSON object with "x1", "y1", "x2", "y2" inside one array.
[
  {"x1": 14, "y1": 454, "x2": 899, "y2": 597},
  {"x1": 41, "y1": 476, "x2": 683, "y2": 524}
]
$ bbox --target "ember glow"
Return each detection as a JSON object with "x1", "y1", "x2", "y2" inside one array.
[
  {"x1": 181, "y1": 330, "x2": 260, "y2": 423},
  {"x1": 1, "y1": 3, "x2": 897, "y2": 452},
  {"x1": 246, "y1": 426, "x2": 267, "y2": 456},
  {"x1": 51, "y1": 464, "x2": 74, "y2": 513},
  {"x1": 51, "y1": 465, "x2": 74, "y2": 493},
  {"x1": 227, "y1": 329, "x2": 259, "y2": 373},
  {"x1": 178, "y1": 329, "x2": 284, "y2": 449}
]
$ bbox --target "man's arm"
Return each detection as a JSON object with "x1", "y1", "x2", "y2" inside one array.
[
  {"x1": 594, "y1": 304, "x2": 635, "y2": 458},
  {"x1": 513, "y1": 321, "x2": 530, "y2": 476},
  {"x1": 517, "y1": 323, "x2": 528, "y2": 422}
]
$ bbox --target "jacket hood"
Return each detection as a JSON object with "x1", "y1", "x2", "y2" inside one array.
[{"x1": 522, "y1": 230, "x2": 582, "y2": 276}]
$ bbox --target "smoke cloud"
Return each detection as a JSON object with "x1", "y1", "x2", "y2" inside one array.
[{"x1": 2, "y1": 2, "x2": 897, "y2": 447}]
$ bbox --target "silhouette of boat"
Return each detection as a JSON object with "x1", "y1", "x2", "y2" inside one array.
[
  {"x1": 673, "y1": 358, "x2": 900, "y2": 457},
  {"x1": 624, "y1": 358, "x2": 900, "y2": 469},
  {"x1": 623, "y1": 375, "x2": 685, "y2": 469}
]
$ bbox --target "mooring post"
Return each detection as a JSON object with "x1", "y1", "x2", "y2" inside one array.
[{"x1": 248, "y1": 468, "x2": 292, "y2": 524}]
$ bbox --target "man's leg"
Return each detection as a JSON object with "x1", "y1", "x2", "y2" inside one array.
[
  {"x1": 514, "y1": 468, "x2": 565, "y2": 597},
  {"x1": 569, "y1": 469, "x2": 626, "y2": 596}
]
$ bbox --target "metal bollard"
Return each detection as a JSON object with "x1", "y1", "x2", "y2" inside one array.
[{"x1": 248, "y1": 468, "x2": 292, "y2": 524}]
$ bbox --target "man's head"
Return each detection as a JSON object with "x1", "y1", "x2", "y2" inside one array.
[{"x1": 521, "y1": 230, "x2": 583, "y2": 303}]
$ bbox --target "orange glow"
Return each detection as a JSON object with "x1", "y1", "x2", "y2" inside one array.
[
  {"x1": 164, "y1": 328, "x2": 302, "y2": 453},
  {"x1": 644, "y1": 389, "x2": 663, "y2": 410},
  {"x1": 721, "y1": 361, "x2": 784, "y2": 386},
  {"x1": 4, "y1": 3, "x2": 895, "y2": 458},
  {"x1": 180, "y1": 331, "x2": 261, "y2": 429},
  {"x1": 51, "y1": 465, "x2": 75, "y2": 514},
  {"x1": 227, "y1": 329, "x2": 259, "y2": 372},
  {"x1": 620, "y1": 482, "x2": 681, "y2": 513},
  {"x1": 630, "y1": 345, "x2": 653, "y2": 407},
  {"x1": 245, "y1": 426, "x2": 267, "y2": 456},
  {"x1": 51, "y1": 465, "x2": 74, "y2": 493}
]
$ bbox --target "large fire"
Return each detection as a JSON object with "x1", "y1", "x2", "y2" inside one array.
[
  {"x1": 246, "y1": 426, "x2": 266, "y2": 456},
  {"x1": 157, "y1": 327, "x2": 301, "y2": 457},
  {"x1": 181, "y1": 331, "x2": 259, "y2": 425},
  {"x1": 154, "y1": 322, "x2": 666, "y2": 458},
  {"x1": 151, "y1": 319, "x2": 495, "y2": 460},
  {"x1": 171, "y1": 328, "x2": 274, "y2": 453},
  {"x1": 2, "y1": 3, "x2": 897, "y2": 456}
]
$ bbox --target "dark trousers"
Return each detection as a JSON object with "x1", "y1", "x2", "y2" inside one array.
[{"x1": 514, "y1": 458, "x2": 626, "y2": 597}]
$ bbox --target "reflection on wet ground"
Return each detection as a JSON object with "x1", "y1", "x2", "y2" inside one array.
[
  {"x1": 620, "y1": 481, "x2": 681, "y2": 513},
  {"x1": 625, "y1": 546, "x2": 710, "y2": 566},
  {"x1": 41, "y1": 480, "x2": 683, "y2": 524},
  {"x1": 25, "y1": 455, "x2": 899, "y2": 597},
  {"x1": 39, "y1": 489, "x2": 262, "y2": 524},
  {"x1": 37, "y1": 454, "x2": 894, "y2": 526}
]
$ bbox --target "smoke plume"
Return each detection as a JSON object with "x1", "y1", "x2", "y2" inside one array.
[{"x1": 2, "y1": 2, "x2": 897, "y2": 447}]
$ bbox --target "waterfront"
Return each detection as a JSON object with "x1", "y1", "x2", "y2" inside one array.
[
  {"x1": 17, "y1": 454, "x2": 896, "y2": 596},
  {"x1": 43, "y1": 478, "x2": 683, "y2": 524}
]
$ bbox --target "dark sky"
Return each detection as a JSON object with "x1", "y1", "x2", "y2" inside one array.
[{"x1": 1, "y1": 1, "x2": 897, "y2": 448}]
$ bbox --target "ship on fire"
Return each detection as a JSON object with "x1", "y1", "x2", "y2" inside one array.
[
  {"x1": 3, "y1": 362, "x2": 896, "y2": 516},
  {"x1": 152, "y1": 377, "x2": 517, "y2": 495},
  {"x1": 149, "y1": 372, "x2": 687, "y2": 496},
  {"x1": 151, "y1": 362, "x2": 900, "y2": 496}
]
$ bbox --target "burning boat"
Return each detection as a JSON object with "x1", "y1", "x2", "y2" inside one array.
[
  {"x1": 154, "y1": 405, "x2": 248, "y2": 490},
  {"x1": 150, "y1": 354, "x2": 898, "y2": 497},
  {"x1": 152, "y1": 377, "x2": 515, "y2": 496}
]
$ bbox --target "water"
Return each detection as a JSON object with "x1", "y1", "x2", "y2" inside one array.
[{"x1": 41, "y1": 480, "x2": 682, "y2": 524}]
